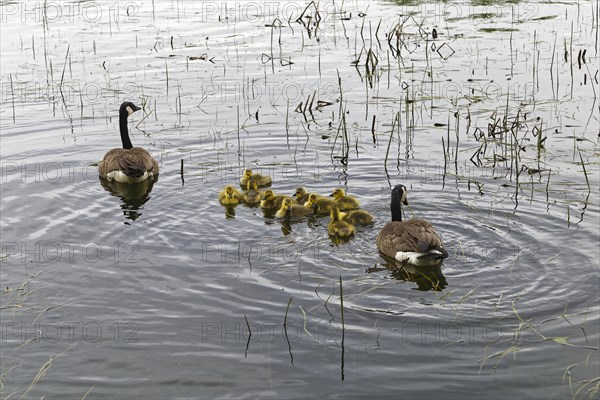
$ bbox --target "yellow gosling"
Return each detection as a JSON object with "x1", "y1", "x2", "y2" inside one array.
[
  {"x1": 341, "y1": 209, "x2": 374, "y2": 225},
  {"x1": 243, "y1": 179, "x2": 263, "y2": 205},
  {"x1": 330, "y1": 188, "x2": 360, "y2": 210},
  {"x1": 304, "y1": 192, "x2": 335, "y2": 215},
  {"x1": 219, "y1": 185, "x2": 242, "y2": 205},
  {"x1": 293, "y1": 187, "x2": 310, "y2": 204},
  {"x1": 328, "y1": 206, "x2": 355, "y2": 238},
  {"x1": 276, "y1": 198, "x2": 314, "y2": 218},
  {"x1": 240, "y1": 169, "x2": 272, "y2": 187},
  {"x1": 260, "y1": 189, "x2": 292, "y2": 209}
]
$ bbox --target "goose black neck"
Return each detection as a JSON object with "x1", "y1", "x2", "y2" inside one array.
[
  {"x1": 391, "y1": 190, "x2": 403, "y2": 222},
  {"x1": 119, "y1": 108, "x2": 133, "y2": 149}
]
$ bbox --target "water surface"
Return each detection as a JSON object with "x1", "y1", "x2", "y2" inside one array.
[{"x1": 1, "y1": 1, "x2": 599, "y2": 399}]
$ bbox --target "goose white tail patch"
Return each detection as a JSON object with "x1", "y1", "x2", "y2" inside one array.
[
  {"x1": 395, "y1": 251, "x2": 444, "y2": 266},
  {"x1": 107, "y1": 170, "x2": 151, "y2": 183}
]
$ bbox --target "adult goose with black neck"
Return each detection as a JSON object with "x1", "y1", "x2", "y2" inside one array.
[
  {"x1": 376, "y1": 184, "x2": 448, "y2": 266},
  {"x1": 98, "y1": 102, "x2": 159, "y2": 183}
]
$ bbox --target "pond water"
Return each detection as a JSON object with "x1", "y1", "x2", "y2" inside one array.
[{"x1": 1, "y1": 0, "x2": 599, "y2": 399}]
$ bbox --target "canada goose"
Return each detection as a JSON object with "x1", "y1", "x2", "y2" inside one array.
[
  {"x1": 293, "y1": 187, "x2": 310, "y2": 205},
  {"x1": 328, "y1": 205, "x2": 355, "y2": 238},
  {"x1": 243, "y1": 179, "x2": 263, "y2": 205},
  {"x1": 304, "y1": 192, "x2": 335, "y2": 215},
  {"x1": 219, "y1": 185, "x2": 243, "y2": 205},
  {"x1": 330, "y1": 188, "x2": 360, "y2": 210},
  {"x1": 98, "y1": 102, "x2": 159, "y2": 183},
  {"x1": 376, "y1": 184, "x2": 448, "y2": 266},
  {"x1": 260, "y1": 189, "x2": 292, "y2": 209},
  {"x1": 240, "y1": 169, "x2": 272, "y2": 188},
  {"x1": 341, "y1": 209, "x2": 374, "y2": 226},
  {"x1": 275, "y1": 198, "x2": 314, "y2": 218}
]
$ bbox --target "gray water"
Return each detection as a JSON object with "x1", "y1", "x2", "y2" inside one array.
[{"x1": 1, "y1": 1, "x2": 599, "y2": 399}]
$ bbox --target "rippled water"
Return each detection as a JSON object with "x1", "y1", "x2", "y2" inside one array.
[{"x1": 1, "y1": 1, "x2": 599, "y2": 399}]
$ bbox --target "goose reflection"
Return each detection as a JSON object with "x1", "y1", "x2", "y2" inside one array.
[
  {"x1": 368, "y1": 256, "x2": 448, "y2": 291},
  {"x1": 100, "y1": 176, "x2": 157, "y2": 221}
]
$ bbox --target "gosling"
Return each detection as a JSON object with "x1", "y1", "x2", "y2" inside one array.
[
  {"x1": 276, "y1": 198, "x2": 314, "y2": 218},
  {"x1": 328, "y1": 205, "x2": 355, "y2": 238},
  {"x1": 240, "y1": 169, "x2": 272, "y2": 188},
  {"x1": 304, "y1": 192, "x2": 336, "y2": 215},
  {"x1": 219, "y1": 185, "x2": 243, "y2": 205},
  {"x1": 260, "y1": 189, "x2": 292, "y2": 209},
  {"x1": 330, "y1": 188, "x2": 360, "y2": 210}
]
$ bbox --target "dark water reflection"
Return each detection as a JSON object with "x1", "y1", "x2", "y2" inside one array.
[
  {"x1": 369, "y1": 258, "x2": 448, "y2": 291},
  {"x1": 99, "y1": 177, "x2": 158, "y2": 222}
]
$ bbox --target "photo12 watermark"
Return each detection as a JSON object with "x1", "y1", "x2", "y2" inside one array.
[
  {"x1": 1, "y1": 321, "x2": 139, "y2": 344},
  {"x1": 198, "y1": 318, "x2": 538, "y2": 346},
  {"x1": 0, "y1": 2, "x2": 142, "y2": 24},
  {"x1": 194, "y1": 240, "x2": 328, "y2": 264},
  {"x1": 0, "y1": 80, "x2": 142, "y2": 107},
  {"x1": 1, "y1": 241, "x2": 140, "y2": 264},
  {"x1": 2, "y1": 162, "x2": 99, "y2": 184}
]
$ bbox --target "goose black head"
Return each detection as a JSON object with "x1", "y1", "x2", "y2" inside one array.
[
  {"x1": 120, "y1": 102, "x2": 141, "y2": 117},
  {"x1": 392, "y1": 184, "x2": 408, "y2": 205}
]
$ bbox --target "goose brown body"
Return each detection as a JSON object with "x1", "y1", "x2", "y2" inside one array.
[
  {"x1": 376, "y1": 219, "x2": 444, "y2": 258},
  {"x1": 99, "y1": 148, "x2": 159, "y2": 183}
]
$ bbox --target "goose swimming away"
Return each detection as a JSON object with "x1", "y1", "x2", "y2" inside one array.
[
  {"x1": 98, "y1": 102, "x2": 159, "y2": 183},
  {"x1": 376, "y1": 184, "x2": 448, "y2": 266}
]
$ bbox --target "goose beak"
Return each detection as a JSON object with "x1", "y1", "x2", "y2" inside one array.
[
  {"x1": 133, "y1": 105, "x2": 141, "y2": 112},
  {"x1": 329, "y1": 193, "x2": 334, "y2": 197}
]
